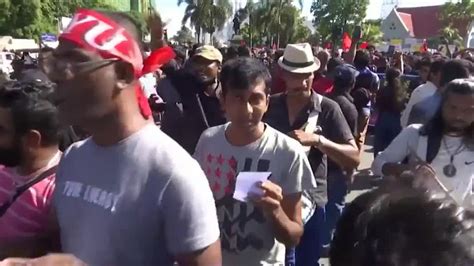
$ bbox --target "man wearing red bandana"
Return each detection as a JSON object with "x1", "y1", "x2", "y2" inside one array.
[{"x1": 6, "y1": 9, "x2": 221, "y2": 266}]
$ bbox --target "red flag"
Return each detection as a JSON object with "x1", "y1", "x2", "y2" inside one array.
[
  {"x1": 342, "y1": 32, "x2": 352, "y2": 52},
  {"x1": 360, "y1": 41, "x2": 368, "y2": 49},
  {"x1": 142, "y1": 46, "x2": 176, "y2": 75},
  {"x1": 421, "y1": 39, "x2": 428, "y2": 52}
]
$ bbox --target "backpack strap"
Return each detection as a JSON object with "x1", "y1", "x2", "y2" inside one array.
[{"x1": 0, "y1": 165, "x2": 58, "y2": 218}]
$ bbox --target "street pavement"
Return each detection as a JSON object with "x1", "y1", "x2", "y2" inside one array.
[{"x1": 319, "y1": 134, "x2": 376, "y2": 266}]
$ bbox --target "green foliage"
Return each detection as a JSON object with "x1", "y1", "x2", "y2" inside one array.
[
  {"x1": 307, "y1": 31, "x2": 322, "y2": 46},
  {"x1": 179, "y1": 0, "x2": 232, "y2": 43},
  {"x1": 439, "y1": 26, "x2": 464, "y2": 47},
  {"x1": 172, "y1": 25, "x2": 195, "y2": 45},
  {"x1": 0, "y1": 0, "x2": 119, "y2": 39},
  {"x1": 310, "y1": 0, "x2": 369, "y2": 41},
  {"x1": 240, "y1": 0, "x2": 310, "y2": 47},
  {"x1": 362, "y1": 20, "x2": 383, "y2": 45},
  {"x1": 440, "y1": 0, "x2": 474, "y2": 44},
  {"x1": 126, "y1": 10, "x2": 148, "y2": 36}
]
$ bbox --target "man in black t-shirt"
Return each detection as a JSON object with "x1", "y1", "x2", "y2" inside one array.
[
  {"x1": 158, "y1": 45, "x2": 226, "y2": 154},
  {"x1": 330, "y1": 65, "x2": 358, "y2": 135},
  {"x1": 326, "y1": 65, "x2": 359, "y2": 250},
  {"x1": 264, "y1": 43, "x2": 359, "y2": 266}
]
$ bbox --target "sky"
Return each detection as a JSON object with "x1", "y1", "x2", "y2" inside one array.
[{"x1": 156, "y1": 0, "x2": 452, "y2": 37}]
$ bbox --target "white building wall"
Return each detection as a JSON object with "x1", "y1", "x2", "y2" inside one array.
[{"x1": 381, "y1": 9, "x2": 410, "y2": 41}]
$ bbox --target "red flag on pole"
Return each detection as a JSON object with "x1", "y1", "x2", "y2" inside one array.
[
  {"x1": 421, "y1": 39, "x2": 428, "y2": 52},
  {"x1": 360, "y1": 41, "x2": 369, "y2": 49},
  {"x1": 342, "y1": 32, "x2": 352, "y2": 52}
]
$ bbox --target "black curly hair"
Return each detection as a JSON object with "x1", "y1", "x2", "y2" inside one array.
[
  {"x1": 330, "y1": 185, "x2": 474, "y2": 266},
  {"x1": 0, "y1": 80, "x2": 60, "y2": 145}
]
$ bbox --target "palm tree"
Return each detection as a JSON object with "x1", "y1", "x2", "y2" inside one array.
[
  {"x1": 440, "y1": 26, "x2": 464, "y2": 46},
  {"x1": 178, "y1": 0, "x2": 207, "y2": 43},
  {"x1": 179, "y1": 0, "x2": 231, "y2": 44},
  {"x1": 440, "y1": 0, "x2": 474, "y2": 42},
  {"x1": 203, "y1": 0, "x2": 232, "y2": 44},
  {"x1": 362, "y1": 21, "x2": 383, "y2": 45}
]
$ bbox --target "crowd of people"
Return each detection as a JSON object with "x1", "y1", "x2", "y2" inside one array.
[{"x1": 0, "y1": 8, "x2": 473, "y2": 266}]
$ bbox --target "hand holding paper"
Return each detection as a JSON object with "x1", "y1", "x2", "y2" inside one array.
[{"x1": 233, "y1": 172, "x2": 271, "y2": 202}]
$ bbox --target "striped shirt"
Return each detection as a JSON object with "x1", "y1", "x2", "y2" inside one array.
[{"x1": 0, "y1": 152, "x2": 59, "y2": 240}]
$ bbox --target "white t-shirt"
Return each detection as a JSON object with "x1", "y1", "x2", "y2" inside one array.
[
  {"x1": 373, "y1": 124, "x2": 474, "y2": 205},
  {"x1": 400, "y1": 81, "x2": 438, "y2": 128},
  {"x1": 194, "y1": 123, "x2": 316, "y2": 266}
]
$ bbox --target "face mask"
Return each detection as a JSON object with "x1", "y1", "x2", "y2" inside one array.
[{"x1": 0, "y1": 144, "x2": 22, "y2": 168}]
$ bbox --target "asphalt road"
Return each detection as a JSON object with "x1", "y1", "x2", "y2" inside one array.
[{"x1": 319, "y1": 134, "x2": 376, "y2": 266}]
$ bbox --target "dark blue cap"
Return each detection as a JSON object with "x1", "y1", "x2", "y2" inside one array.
[{"x1": 334, "y1": 64, "x2": 358, "y2": 88}]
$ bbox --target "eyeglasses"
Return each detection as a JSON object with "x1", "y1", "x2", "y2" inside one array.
[{"x1": 39, "y1": 49, "x2": 119, "y2": 81}]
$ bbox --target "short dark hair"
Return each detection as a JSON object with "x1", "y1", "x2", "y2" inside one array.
[
  {"x1": 237, "y1": 46, "x2": 251, "y2": 57},
  {"x1": 429, "y1": 58, "x2": 445, "y2": 75},
  {"x1": 354, "y1": 50, "x2": 370, "y2": 69},
  {"x1": 0, "y1": 81, "x2": 60, "y2": 146},
  {"x1": 220, "y1": 57, "x2": 271, "y2": 96},
  {"x1": 226, "y1": 47, "x2": 238, "y2": 61},
  {"x1": 330, "y1": 186, "x2": 474, "y2": 266},
  {"x1": 327, "y1": 58, "x2": 343, "y2": 73},
  {"x1": 440, "y1": 59, "x2": 470, "y2": 87},
  {"x1": 419, "y1": 57, "x2": 432, "y2": 68}
]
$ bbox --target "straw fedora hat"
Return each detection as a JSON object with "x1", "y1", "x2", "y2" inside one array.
[{"x1": 278, "y1": 43, "x2": 321, "y2": 74}]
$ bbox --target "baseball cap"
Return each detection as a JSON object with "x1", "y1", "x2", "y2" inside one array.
[
  {"x1": 193, "y1": 45, "x2": 223, "y2": 64},
  {"x1": 334, "y1": 64, "x2": 358, "y2": 88}
]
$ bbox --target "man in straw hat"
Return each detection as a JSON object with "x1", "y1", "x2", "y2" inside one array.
[{"x1": 264, "y1": 43, "x2": 360, "y2": 265}]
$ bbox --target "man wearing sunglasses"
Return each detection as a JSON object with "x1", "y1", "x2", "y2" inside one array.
[{"x1": 31, "y1": 10, "x2": 221, "y2": 266}]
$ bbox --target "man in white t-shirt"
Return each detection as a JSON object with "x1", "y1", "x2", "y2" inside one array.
[
  {"x1": 400, "y1": 59, "x2": 445, "y2": 128},
  {"x1": 194, "y1": 57, "x2": 316, "y2": 265},
  {"x1": 373, "y1": 79, "x2": 474, "y2": 206}
]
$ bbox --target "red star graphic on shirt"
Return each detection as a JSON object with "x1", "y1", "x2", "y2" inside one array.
[
  {"x1": 228, "y1": 156, "x2": 237, "y2": 171},
  {"x1": 212, "y1": 182, "x2": 221, "y2": 192},
  {"x1": 215, "y1": 167, "x2": 222, "y2": 178},
  {"x1": 226, "y1": 170, "x2": 235, "y2": 183},
  {"x1": 224, "y1": 184, "x2": 233, "y2": 195},
  {"x1": 207, "y1": 154, "x2": 214, "y2": 163},
  {"x1": 217, "y1": 154, "x2": 225, "y2": 165}
]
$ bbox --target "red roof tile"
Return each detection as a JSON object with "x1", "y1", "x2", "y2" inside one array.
[
  {"x1": 398, "y1": 12, "x2": 414, "y2": 36},
  {"x1": 397, "y1": 5, "x2": 443, "y2": 39}
]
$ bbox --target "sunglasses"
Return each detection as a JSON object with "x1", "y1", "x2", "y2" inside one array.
[{"x1": 39, "y1": 48, "x2": 119, "y2": 81}]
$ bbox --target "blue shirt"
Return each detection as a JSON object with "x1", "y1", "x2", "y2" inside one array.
[{"x1": 408, "y1": 93, "x2": 442, "y2": 126}]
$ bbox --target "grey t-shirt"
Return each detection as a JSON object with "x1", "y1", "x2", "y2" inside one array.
[
  {"x1": 194, "y1": 123, "x2": 316, "y2": 266},
  {"x1": 54, "y1": 124, "x2": 220, "y2": 266}
]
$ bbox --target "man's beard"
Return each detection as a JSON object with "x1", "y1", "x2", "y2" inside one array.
[
  {"x1": 445, "y1": 122, "x2": 470, "y2": 135},
  {"x1": 0, "y1": 142, "x2": 22, "y2": 168}
]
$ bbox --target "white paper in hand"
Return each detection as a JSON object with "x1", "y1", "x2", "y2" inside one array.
[{"x1": 233, "y1": 172, "x2": 272, "y2": 202}]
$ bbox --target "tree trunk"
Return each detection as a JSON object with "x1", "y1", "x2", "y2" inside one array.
[{"x1": 196, "y1": 27, "x2": 201, "y2": 44}]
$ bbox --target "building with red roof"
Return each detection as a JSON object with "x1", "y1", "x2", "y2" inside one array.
[{"x1": 381, "y1": 5, "x2": 470, "y2": 41}]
